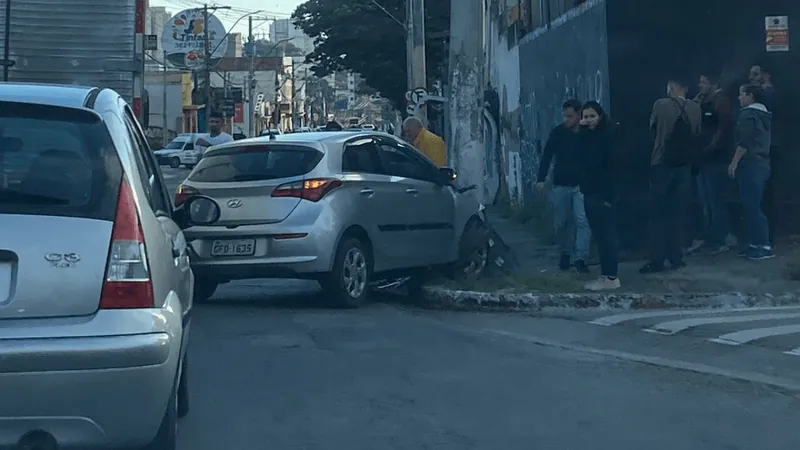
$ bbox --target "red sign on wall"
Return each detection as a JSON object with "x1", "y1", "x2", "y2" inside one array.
[{"x1": 234, "y1": 103, "x2": 244, "y2": 123}]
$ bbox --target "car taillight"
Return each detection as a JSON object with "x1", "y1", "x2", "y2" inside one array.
[
  {"x1": 99, "y1": 177, "x2": 154, "y2": 309},
  {"x1": 175, "y1": 184, "x2": 198, "y2": 206},
  {"x1": 271, "y1": 178, "x2": 342, "y2": 202}
]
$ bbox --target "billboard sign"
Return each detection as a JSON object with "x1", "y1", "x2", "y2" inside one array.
[{"x1": 162, "y1": 9, "x2": 228, "y2": 70}]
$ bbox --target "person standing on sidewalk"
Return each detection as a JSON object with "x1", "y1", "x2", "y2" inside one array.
[
  {"x1": 578, "y1": 101, "x2": 620, "y2": 291},
  {"x1": 729, "y1": 84, "x2": 774, "y2": 260},
  {"x1": 536, "y1": 99, "x2": 591, "y2": 273},
  {"x1": 402, "y1": 116, "x2": 447, "y2": 168},
  {"x1": 749, "y1": 63, "x2": 780, "y2": 245},
  {"x1": 640, "y1": 80, "x2": 702, "y2": 274},
  {"x1": 692, "y1": 73, "x2": 735, "y2": 254}
]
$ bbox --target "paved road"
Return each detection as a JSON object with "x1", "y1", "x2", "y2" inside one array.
[
  {"x1": 162, "y1": 165, "x2": 800, "y2": 448},
  {"x1": 177, "y1": 280, "x2": 800, "y2": 450}
]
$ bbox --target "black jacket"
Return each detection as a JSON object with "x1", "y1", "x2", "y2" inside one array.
[
  {"x1": 536, "y1": 123, "x2": 583, "y2": 186},
  {"x1": 578, "y1": 125, "x2": 615, "y2": 203},
  {"x1": 736, "y1": 103, "x2": 772, "y2": 167}
]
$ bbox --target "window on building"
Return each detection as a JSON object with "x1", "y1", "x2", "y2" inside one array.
[
  {"x1": 529, "y1": 0, "x2": 544, "y2": 29},
  {"x1": 548, "y1": 0, "x2": 587, "y2": 21}
]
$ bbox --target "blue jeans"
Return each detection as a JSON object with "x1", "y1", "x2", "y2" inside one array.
[
  {"x1": 699, "y1": 163, "x2": 731, "y2": 247},
  {"x1": 549, "y1": 185, "x2": 591, "y2": 261},
  {"x1": 736, "y1": 163, "x2": 771, "y2": 247}
]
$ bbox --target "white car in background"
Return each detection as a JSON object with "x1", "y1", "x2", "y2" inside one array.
[{"x1": 154, "y1": 133, "x2": 201, "y2": 168}]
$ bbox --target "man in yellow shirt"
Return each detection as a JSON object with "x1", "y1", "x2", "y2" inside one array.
[{"x1": 402, "y1": 116, "x2": 447, "y2": 167}]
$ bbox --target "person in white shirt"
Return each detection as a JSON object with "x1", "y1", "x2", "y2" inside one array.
[{"x1": 195, "y1": 111, "x2": 233, "y2": 152}]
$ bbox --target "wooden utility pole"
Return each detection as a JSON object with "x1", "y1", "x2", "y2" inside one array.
[{"x1": 406, "y1": 0, "x2": 427, "y2": 124}]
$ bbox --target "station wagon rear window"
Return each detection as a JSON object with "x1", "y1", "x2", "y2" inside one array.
[
  {"x1": 0, "y1": 102, "x2": 122, "y2": 220},
  {"x1": 188, "y1": 145, "x2": 323, "y2": 183}
]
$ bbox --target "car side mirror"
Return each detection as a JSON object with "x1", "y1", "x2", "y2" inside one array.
[
  {"x1": 174, "y1": 195, "x2": 221, "y2": 228},
  {"x1": 438, "y1": 167, "x2": 457, "y2": 184}
]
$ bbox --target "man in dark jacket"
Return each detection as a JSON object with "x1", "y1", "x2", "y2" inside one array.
[
  {"x1": 729, "y1": 84, "x2": 773, "y2": 260},
  {"x1": 536, "y1": 99, "x2": 590, "y2": 273},
  {"x1": 692, "y1": 73, "x2": 735, "y2": 254}
]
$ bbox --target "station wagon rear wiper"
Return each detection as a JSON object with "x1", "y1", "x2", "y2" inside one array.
[{"x1": 0, "y1": 188, "x2": 70, "y2": 205}]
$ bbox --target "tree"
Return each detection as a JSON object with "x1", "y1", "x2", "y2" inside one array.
[
  {"x1": 292, "y1": 0, "x2": 449, "y2": 110},
  {"x1": 255, "y1": 40, "x2": 305, "y2": 57}
]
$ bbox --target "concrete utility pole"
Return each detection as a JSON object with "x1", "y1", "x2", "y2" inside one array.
[
  {"x1": 162, "y1": 50, "x2": 169, "y2": 146},
  {"x1": 406, "y1": 0, "x2": 427, "y2": 124},
  {"x1": 248, "y1": 15, "x2": 256, "y2": 137},
  {"x1": 202, "y1": 4, "x2": 212, "y2": 129},
  {"x1": 290, "y1": 59, "x2": 296, "y2": 130},
  {"x1": 2, "y1": 0, "x2": 12, "y2": 81}
]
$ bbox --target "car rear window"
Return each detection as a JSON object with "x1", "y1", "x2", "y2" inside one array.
[
  {"x1": 187, "y1": 145, "x2": 323, "y2": 183},
  {"x1": 0, "y1": 101, "x2": 123, "y2": 220}
]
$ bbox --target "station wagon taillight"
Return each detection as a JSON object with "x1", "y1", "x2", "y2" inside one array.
[
  {"x1": 174, "y1": 184, "x2": 198, "y2": 206},
  {"x1": 271, "y1": 178, "x2": 342, "y2": 202},
  {"x1": 99, "y1": 177, "x2": 154, "y2": 309}
]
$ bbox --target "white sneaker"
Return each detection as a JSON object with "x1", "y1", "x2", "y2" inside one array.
[{"x1": 584, "y1": 276, "x2": 621, "y2": 291}]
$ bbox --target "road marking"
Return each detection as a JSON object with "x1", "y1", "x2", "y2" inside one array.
[
  {"x1": 644, "y1": 312, "x2": 800, "y2": 335},
  {"x1": 588, "y1": 305, "x2": 800, "y2": 326},
  {"x1": 709, "y1": 324, "x2": 800, "y2": 346},
  {"x1": 783, "y1": 347, "x2": 800, "y2": 356},
  {"x1": 479, "y1": 328, "x2": 800, "y2": 392}
]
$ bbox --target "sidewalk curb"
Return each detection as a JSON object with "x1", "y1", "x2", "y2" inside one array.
[{"x1": 420, "y1": 286, "x2": 800, "y2": 311}]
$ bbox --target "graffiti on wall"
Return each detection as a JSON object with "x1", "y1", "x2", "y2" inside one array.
[{"x1": 516, "y1": 0, "x2": 609, "y2": 205}]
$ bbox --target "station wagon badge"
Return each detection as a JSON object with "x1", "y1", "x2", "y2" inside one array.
[
  {"x1": 45, "y1": 252, "x2": 80, "y2": 268},
  {"x1": 227, "y1": 199, "x2": 243, "y2": 208}
]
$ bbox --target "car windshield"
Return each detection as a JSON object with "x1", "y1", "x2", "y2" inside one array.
[
  {"x1": 164, "y1": 140, "x2": 187, "y2": 149},
  {"x1": 0, "y1": 101, "x2": 122, "y2": 220},
  {"x1": 187, "y1": 145, "x2": 322, "y2": 183}
]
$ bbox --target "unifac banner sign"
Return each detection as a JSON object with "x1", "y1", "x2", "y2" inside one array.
[{"x1": 162, "y1": 9, "x2": 228, "y2": 70}]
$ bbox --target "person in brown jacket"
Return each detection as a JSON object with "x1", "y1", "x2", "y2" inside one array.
[{"x1": 641, "y1": 79, "x2": 702, "y2": 274}]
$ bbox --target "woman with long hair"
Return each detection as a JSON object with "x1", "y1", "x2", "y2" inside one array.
[{"x1": 578, "y1": 101, "x2": 621, "y2": 291}]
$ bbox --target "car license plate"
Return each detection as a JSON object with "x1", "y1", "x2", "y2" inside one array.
[{"x1": 210, "y1": 239, "x2": 256, "y2": 257}]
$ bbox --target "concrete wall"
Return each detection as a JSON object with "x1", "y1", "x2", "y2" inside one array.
[
  {"x1": 145, "y1": 72, "x2": 186, "y2": 140},
  {"x1": 448, "y1": 0, "x2": 487, "y2": 203},
  {"x1": 516, "y1": 0, "x2": 610, "y2": 204}
]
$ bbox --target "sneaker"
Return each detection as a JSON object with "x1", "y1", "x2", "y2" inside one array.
[
  {"x1": 737, "y1": 245, "x2": 751, "y2": 257},
  {"x1": 746, "y1": 246, "x2": 775, "y2": 260},
  {"x1": 585, "y1": 276, "x2": 621, "y2": 291},
  {"x1": 559, "y1": 253, "x2": 571, "y2": 271},
  {"x1": 706, "y1": 244, "x2": 730, "y2": 255},
  {"x1": 670, "y1": 260, "x2": 687, "y2": 270},
  {"x1": 686, "y1": 239, "x2": 705, "y2": 254},
  {"x1": 573, "y1": 260, "x2": 590, "y2": 274}
]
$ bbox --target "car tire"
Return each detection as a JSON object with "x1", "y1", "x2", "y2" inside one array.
[
  {"x1": 177, "y1": 354, "x2": 189, "y2": 418},
  {"x1": 194, "y1": 279, "x2": 218, "y2": 303},
  {"x1": 169, "y1": 157, "x2": 181, "y2": 169},
  {"x1": 143, "y1": 381, "x2": 178, "y2": 450},
  {"x1": 450, "y1": 218, "x2": 490, "y2": 280},
  {"x1": 321, "y1": 238, "x2": 371, "y2": 308}
]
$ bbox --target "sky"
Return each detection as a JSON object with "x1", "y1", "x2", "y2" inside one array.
[{"x1": 150, "y1": 0, "x2": 305, "y2": 36}]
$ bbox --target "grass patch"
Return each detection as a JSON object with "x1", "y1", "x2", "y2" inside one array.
[
  {"x1": 493, "y1": 197, "x2": 557, "y2": 245},
  {"x1": 442, "y1": 273, "x2": 582, "y2": 293}
]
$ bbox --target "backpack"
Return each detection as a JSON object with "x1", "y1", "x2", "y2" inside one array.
[{"x1": 662, "y1": 99, "x2": 698, "y2": 167}]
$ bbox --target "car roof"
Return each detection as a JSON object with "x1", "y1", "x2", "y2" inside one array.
[
  {"x1": 205, "y1": 131, "x2": 395, "y2": 154},
  {"x1": 0, "y1": 83, "x2": 97, "y2": 109}
]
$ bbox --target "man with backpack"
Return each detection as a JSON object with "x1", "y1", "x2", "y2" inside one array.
[{"x1": 641, "y1": 79, "x2": 702, "y2": 273}]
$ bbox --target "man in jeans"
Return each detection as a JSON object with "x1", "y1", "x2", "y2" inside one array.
[
  {"x1": 641, "y1": 80, "x2": 702, "y2": 273},
  {"x1": 536, "y1": 99, "x2": 590, "y2": 273},
  {"x1": 692, "y1": 73, "x2": 735, "y2": 254},
  {"x1": 729, "y1": 84, "x2": 773, "y2": 260}
]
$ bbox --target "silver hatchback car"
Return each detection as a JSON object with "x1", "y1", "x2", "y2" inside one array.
[
  {"x1": 178, "y1": 131, "x2": 486, "y2": 307},
  {"x1": 0, "y1": 84, "x2": 200, "y2": 450}
]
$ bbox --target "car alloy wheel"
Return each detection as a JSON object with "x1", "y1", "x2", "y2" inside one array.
[{"x1": 342, "y1": 247, "x2": 367, "y2": 299}]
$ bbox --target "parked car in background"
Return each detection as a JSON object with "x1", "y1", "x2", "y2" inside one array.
[
  {"x1": 175, "y1": 131, "x2": 488, "y2": 308},
  {"x1": 0, "y1": 83, "x2": 205, "y2": 450},
  {"x1": 259, "y1": 129, "x2": 283, "y2": 137},
  {"x1": 361, "y1": 124, "x2": 376, "y2": 130},
  {"x1": 154, "y1": 133, "x2": 201, "y2": 168}
]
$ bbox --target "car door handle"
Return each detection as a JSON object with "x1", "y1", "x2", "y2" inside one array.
[
  {"x1": 360, "y1": 188, "x2": 374, "y2": 196},
  {"x1": 405, "y1": 188, "x2": 418, "y2": 195}
]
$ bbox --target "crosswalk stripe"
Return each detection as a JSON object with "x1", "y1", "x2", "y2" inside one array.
[
  {"x1": 709, "y1": 324, "x2": 800, "y2": 346},
  {"x1": 588, "y1": 305, "x2": 800, "y2": 326},
  {"x1": 644, "y1": 312, "x2": 800, "y2": 335}
]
